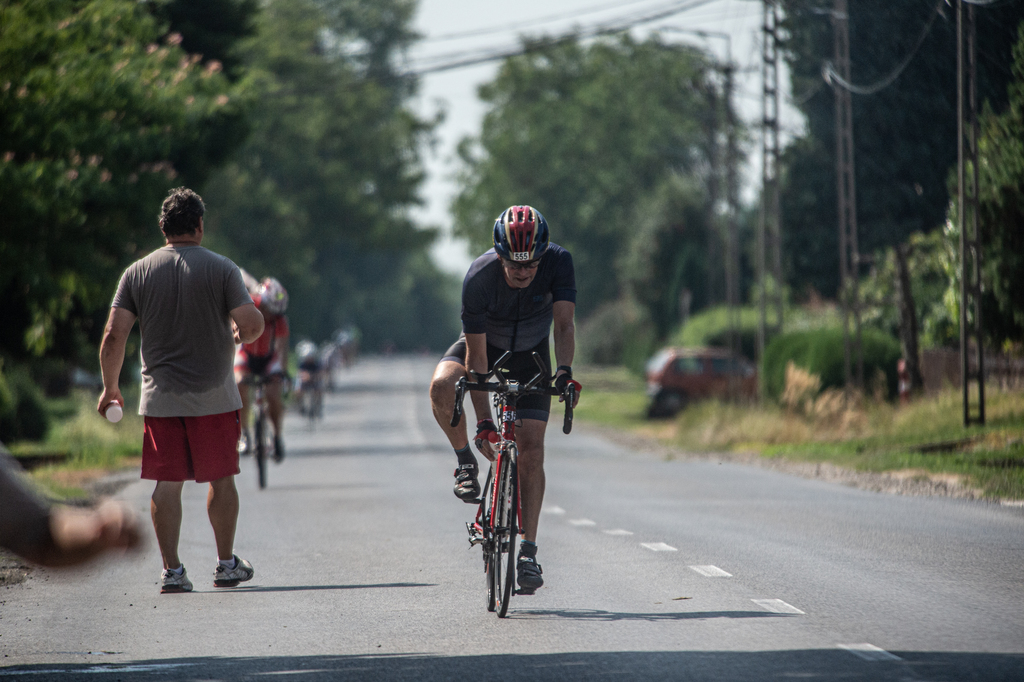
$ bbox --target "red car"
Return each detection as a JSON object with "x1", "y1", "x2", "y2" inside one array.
[{"x1": 645, "y1": 347, "x2": 757, "y2": 418}]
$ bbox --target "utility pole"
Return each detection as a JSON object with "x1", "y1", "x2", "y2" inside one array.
[
  {"x1": 706, "y1": 81, "x2": 722, "y2": 309},
  {"x1": 958, "y1": 0, "x2": 985, "y2": 425},
  {"x1": 831, "y1": 0, "x2": 863, "y2": 393},
  {"x1": 758, "y1": 0, "x2": 783, "y2": 396},
  {"x1": 724, "y1": 59, "x2": 742, "y2": 399}
]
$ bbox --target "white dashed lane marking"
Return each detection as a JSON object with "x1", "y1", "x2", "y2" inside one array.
[
  {"x1": 689, "y1": 565, "x2": 732, "y2": 577},
  {"x1": 838, "y1": 644, "x2": 902, "y2": 661},
  {"x1": 568, "y1": 518, "x2": 597, "y2": 526},
  {"x1": 640, "y1": 542, "x2": 678, "y2": 552},
  {"x1": 752, "y1": 598, "x2": 804, "y2": 614},
  {"x1": 602, "y1": 529, "x2": 634, "y2": 536},
  {"x1": 542, "y1": 505, "x2": 566, "y2": 515}
]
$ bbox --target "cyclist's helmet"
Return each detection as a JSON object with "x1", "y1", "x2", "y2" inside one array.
[
  {"x1": 493, "y1": 205, "x2": 549, "y2": 263},
  {"x1": 296, "y1": 340, "x2": 317, "y2": 360},
  {"x1": 257, "y1": 277, "x2": 288, "y2": 315}
]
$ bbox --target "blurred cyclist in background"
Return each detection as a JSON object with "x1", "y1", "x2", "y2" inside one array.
[
  {"x1": 235, "y1": 277, "x2": 290, "y2": 462},
  {"x1": 293, "y1": 339, "x2": 325, "y2": 420}
]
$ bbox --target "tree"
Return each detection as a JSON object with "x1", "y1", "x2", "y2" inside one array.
[
  {"x1": 452, "y1": 34, "x2": 725, "y2": 325},
  {"x1": 778, "y1": 0, "x2": 1024, "y2": 299},
  {"x1": 0, "y1": 0, "x2": 249, "y2": 360},
  {"x1": 971, "y1": 25, "x2": 1024, "y2": 344},
  {"x1": 201, "y1": 0, "x2": 458, "y2": 351}
]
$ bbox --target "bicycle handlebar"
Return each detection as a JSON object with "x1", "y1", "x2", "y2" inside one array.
[{"x1": 450, "y1": 351, "x2": 575, "y2": 435}]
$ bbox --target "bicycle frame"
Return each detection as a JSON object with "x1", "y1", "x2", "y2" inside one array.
[{"x1": 451, "y1": 351, "x2": 575, "y2": 617}]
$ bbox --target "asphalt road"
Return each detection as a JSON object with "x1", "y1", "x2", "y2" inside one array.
[{"x1": 2, "y1": 356, "x2": 1023, "y2": 681}]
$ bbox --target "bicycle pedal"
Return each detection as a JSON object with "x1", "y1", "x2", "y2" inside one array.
[
  {"x1": 465, "y1": 522, "x2": 484, "y2": 547},
  {"x1": 515, "y1": 588, "x2": 537, "y2": 596}
]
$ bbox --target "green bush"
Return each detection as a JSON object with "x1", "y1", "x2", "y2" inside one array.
[
  {"x1": 0, "y1": 364, "x2": 51, "y2": 443},
  {"x1": 671, "y1": 305, "x2": 776, "y2": 360},
  {"x1": 762, "y1": 327, "x2": 902, "y2": 400},
  {"x1": 577, "y1": 298, "x2": 657, "y2": 373}
]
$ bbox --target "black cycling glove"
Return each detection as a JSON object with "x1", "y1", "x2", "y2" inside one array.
[
  {"x1": 554, "y1": 366, "x2": 573, "y2": 394},
  {"x1": 474, "y1": 419, "x2": 499, "y2": 452}
]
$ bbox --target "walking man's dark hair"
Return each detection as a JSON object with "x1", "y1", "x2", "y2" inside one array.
[{"x1": 159, "y1": 187, "x2": 205, "y2": 237}]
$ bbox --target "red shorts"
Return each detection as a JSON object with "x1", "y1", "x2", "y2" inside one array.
[{"x1": 142, "y1": 411, "x2": 241, "y2": 483}]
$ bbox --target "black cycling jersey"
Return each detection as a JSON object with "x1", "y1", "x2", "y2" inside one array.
[
  {"x1": 442, "y1": 335, "x2": 552, "y2": 422},
  {"x1": 461, "y1": 244, "x2": 576, "y2": 352}
]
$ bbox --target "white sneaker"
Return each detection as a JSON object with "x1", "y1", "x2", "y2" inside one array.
[
  {"x1": 214, "y1": 555, "x2": 254, "y2": 588},
  {"x1": 160, "y1": 566, "x2": 193, "y2": 594}
]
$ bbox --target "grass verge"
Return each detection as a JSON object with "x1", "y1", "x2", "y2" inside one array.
[
  {"x1": 573, "y1": 365, "x2": 1024, "y2": 501},
  {"x1": 8, "y1": 388, "x2": 143, "y2": 501}
]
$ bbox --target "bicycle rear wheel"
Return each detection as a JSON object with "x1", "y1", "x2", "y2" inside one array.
[
  {"x1": 494, "y1": 444, "x2": 519, "y2": 618},
  {"x1": 254, "y1": 411, "x2": 267, "y2": 489}
]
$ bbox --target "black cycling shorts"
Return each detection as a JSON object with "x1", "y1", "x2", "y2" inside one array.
[{"x1": 441, "y1": 334, "x2": 552, "y2": 422}]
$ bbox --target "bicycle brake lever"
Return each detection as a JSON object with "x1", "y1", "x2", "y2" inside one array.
[
  {"x1": 451, "y1": 377, "x2": 466, "y2": 427},
  {"x1": 562, "y1": 385, "x2": 575, "y2": 434}
]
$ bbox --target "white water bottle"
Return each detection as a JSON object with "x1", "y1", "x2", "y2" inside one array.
[{"x1": 105, "y1": 401, "x2": 123, "y2": 423}]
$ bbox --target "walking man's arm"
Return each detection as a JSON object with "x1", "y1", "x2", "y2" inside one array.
[
  {"x1": 230, "y1": 303, "x2": 264, "y2": 344},
  {"x1": 97, "y1": 307, "x2": 137, "y2": 416}
]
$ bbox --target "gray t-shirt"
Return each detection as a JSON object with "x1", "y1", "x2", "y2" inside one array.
[{"x1": 112, "y1": 245, "x2": 252, "y2": 417}]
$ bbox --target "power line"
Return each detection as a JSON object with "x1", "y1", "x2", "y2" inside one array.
[
  {"x1": 420, "y1": 0, "x2": 664, "y2": 44},
  {"x1": 822, "y1": 0, "x2": 943, "y2": 96},
  {"x1": 407, "y1": 0, "x2": 719, "y2": 75}
]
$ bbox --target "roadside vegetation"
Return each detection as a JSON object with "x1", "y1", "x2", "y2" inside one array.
[
  {"x1": 7, "y1": 388, "x2": 142, "y2": 502},
  {"x1": 573, "y1": 365, "x2": 1024, "y2": 501}
]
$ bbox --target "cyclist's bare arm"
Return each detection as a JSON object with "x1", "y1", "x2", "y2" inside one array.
[
  {"x1": 231, "y1": 303, "x2": 264, "y2": 344},
  {"x1": 464, "y1": 332, "x2": 498, "y2": 458},
  {"x1": 552, "y1": 300, "x2": 579, "y2": 408},
  {"x1": 98, "y1": 307, "x2": 136, "y2": 416},
  {"x1": 464, "y1": 332, "x2": 492, "y2": 418}
]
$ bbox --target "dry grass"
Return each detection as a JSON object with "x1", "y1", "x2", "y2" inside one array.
[{"x1": 574, "y1": 363, "x2": 1024, "y2": 499}]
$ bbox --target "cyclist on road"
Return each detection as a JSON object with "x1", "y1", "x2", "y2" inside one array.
[
  {"x1": 235, "y1": 277, "x2": 290, "y2": 462},
  {"x1": 429, "y1": 204, "x2": 581, "y2": 594},
  {"x1": 293, "y1": 339, "x2": 325, "y2": 418}
]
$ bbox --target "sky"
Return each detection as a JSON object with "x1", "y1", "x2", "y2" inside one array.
[{"x1": 408, "y1": 0, "x2": 804, "y2": 275}]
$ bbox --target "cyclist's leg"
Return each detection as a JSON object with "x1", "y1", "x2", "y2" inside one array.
[
  {"x1": 265, "y1": 375, "x2": 285, "y2": 436},
  {"x1": 429, "y1": 358, "x2": 470, "y2": 450},
  {"x1": 515, "y1": 419, "x2": 548, "y2": 543},
  {"x1": 234, "y1": 351, "x2": 252, "y2": 428},
  {"x1": 236, "y1": 377, "x2": 252, "y2": 428}
]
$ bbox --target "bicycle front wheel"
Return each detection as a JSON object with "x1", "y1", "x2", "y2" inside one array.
[
  {"x1": 255, "y1": 411, "x2": 267, "y2": 489},
  {"x1": 494, "y1": 444, "x2": 519, "y2": 618},
  {"x1": 480, "y1": 465, "x2": 497, "y2": 613}
]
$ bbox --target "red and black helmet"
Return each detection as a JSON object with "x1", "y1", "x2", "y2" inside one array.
[{"x1": 493, "y1": 205, "x2": 549, "y2": 262}]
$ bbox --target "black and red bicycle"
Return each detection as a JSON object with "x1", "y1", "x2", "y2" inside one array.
[{"x1": 451, "y1": 351, "x2": 575, "y2": 618}]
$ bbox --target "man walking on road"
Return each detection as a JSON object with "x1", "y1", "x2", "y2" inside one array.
[{"x1": 98, "y1": 187, "x2": 265, "y2": 593}]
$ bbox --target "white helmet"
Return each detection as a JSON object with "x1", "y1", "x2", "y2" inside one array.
[
  {"x1": 257, "y1": 277, "x2": 288, "y2": 315},
  {"x1": 296, "y1": 340, "x2": 317, "y2": 360}
]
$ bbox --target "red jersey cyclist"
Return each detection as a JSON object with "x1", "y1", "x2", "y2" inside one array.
[
  {"x1": 235, "y1": 277, "x2": 290, "y2": 462},
  {"x1": 429, "y1": 205, "x2": 581, "y2": 594}
]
